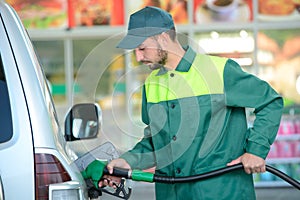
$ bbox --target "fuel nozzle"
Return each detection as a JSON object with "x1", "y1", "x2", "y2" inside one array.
[
  {"x1": 81, "y1": 159, "x2": 155, "y2": 188},
  {"x1": 82, "y1": 160, "x2": 133, "y2": 200}
]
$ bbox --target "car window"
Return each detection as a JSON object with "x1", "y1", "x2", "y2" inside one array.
[{"x1": 0, "y1": 54, "x2": 13, "y2": 143}]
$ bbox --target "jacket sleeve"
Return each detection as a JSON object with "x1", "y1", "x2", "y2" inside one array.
[
  {"x1": 120, "y1": 85, "x2": 156, "y2": 169},
  {"x1": 224, "y1": 59, "x2": 284, "y2": 159}
]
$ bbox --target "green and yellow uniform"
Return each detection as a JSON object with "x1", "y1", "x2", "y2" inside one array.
[{"x1": 121, "y1": 46, "x2": 283, "y2": 200}]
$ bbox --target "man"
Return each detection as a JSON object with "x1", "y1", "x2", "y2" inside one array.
[{"x1": 100, "y1": 6, "x2": 283, "y2": 199}]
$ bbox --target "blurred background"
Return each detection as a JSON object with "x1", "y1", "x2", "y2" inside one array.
[{"x1": 5, "y1": 0, "x2": 300, "y2": 198}]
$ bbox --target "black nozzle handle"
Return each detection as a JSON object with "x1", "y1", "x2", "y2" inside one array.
[{"x1": 103, "y1": 166, "x2": 131, "y2": 179}]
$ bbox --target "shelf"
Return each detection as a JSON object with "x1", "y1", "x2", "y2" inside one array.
[
  {"x1": 192, "y1": 21, "x2": 300, "y2": 32},
  {"x1": 275, "y1": 134, "x2": 300, "y2": 141},
  {"x1": 267, "y1": 158, "x2": 300, "y2": 164},
  {"x1": 27, "y1": 21, "x2": 300, "y2": 41},
  {"x1": 256, "y1": 21, "x2": 300, "y2": 30},
  {"x1": 28, "y1": 26, "x2": 125, "y2": 40},
  {"x1": 254, "y1": 181, "x2": 296, "y2": 188}
]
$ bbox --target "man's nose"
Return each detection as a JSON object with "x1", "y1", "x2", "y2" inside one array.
[{"x1": 135, "y1": 49, "x2": 143, "y2": 62}]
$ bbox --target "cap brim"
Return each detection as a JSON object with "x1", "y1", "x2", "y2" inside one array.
[{"x1": 116, "y1": 34, "x2": 147, "y2": 49}]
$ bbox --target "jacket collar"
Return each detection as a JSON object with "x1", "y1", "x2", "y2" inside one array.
[{"x1": 156, "y1": 46, "x2": 196, "y2": 76}]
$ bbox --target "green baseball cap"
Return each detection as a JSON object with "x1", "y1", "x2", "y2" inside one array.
[{"x1": 116, "y1": 6, "x2": 175, "y2": 49}]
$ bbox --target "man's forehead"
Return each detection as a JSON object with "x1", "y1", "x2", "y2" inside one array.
[{"x1": 138, "y1": 37, "x2": 157, "y2": 47}]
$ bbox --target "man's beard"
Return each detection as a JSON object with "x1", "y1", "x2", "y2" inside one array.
[{"x1": 149, "y1": 49, "x2": 168, "y2": 70}]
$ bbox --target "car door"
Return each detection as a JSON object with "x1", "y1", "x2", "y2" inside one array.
[{"x1": 0, "y1": 8, "x2": 35, "y2": 199}]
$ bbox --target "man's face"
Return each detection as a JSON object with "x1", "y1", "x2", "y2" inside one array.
[{"x1": 134, "y1": 36, "x2": 167, "y2": 70}]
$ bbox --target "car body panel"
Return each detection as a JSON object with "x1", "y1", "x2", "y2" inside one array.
[
  {"x1": 0, "y1": 3, "x2": 35, "y2": 199},
  {"x1": 0, "y1": 2, "x2": 88, "y2": 199}
]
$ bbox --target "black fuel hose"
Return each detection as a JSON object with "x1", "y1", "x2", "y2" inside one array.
[{"x1": 104, "y1": 163, "x2": 300, "y2": 190}]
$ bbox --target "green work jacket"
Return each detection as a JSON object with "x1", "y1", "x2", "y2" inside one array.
[{"x1": 121, "y1": 46, "x2": 283, "y2": 200}]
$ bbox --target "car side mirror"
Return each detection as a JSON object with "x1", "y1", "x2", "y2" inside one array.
[{"x1": 64, "y1": 103, "x2": 102, "y2": 141}]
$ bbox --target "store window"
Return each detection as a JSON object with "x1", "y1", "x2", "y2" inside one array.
[
  {"x1": 257, "y1": 29, "x2": 300, "y2": 185},
  {"x1": 257, "y1": 29, "x2": 300, "y2": 106},
  {"x1": 32, "y1": 40, "x2": 66, "y2": 104},
  {"x1": 72, "y1": 38, "x2": 125, "y2": 108},
  {"x1": 194, "y1": 30, "x2": 255, "y2": 73}
]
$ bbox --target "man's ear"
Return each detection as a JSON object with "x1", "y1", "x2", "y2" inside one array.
[
  {"x1": 158, "y1": 32, "x2": 170, "y2": 49},
  {"x1": 160, "y1": 32, "x2": 170, "y2": 43}
]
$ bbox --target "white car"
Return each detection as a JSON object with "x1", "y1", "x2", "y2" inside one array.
[{"x1": 0, "y1": 2, "x2": 103, "y2": 199}]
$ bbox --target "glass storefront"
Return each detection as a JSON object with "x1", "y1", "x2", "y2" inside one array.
[{"x1": 10, "y1": 0, "x2": 300, "y2": 186}]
